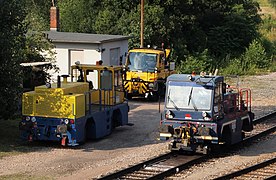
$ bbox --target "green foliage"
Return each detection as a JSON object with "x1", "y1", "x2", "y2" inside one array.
[
  {"x1": 25, "y1": 0, "x2": 51, "y2": 30},
  {"x1": 59, "y1": 0, "x2": 101, "y2": 33},
  {"x1": 268, "y1": 0, "x2": 276, "y2": 8},
  {"x1": 221, "y1": 58, "x2": 244, "y2": 75},
  {"x1": 24, "y1": 0, "x2": 58, "y2": 82},
  {"x1": 13, "y1": 0, "x2": 273, "y2": 79},
  {"x1": 222, "y1": 40, "x2": 270, "y2": 75},
  {"x1": 0, "y1": 0, "x2": 57, "y2": 119},
  {"x1": 242, "y1": 40, "x2": 269, "y2": 69},
  {"x1": 58, "y1": 0, "x2": 262, "y2": 70},
  {"x1": 0, "y1": 0, "x2": 27, "y2": 119},
  {"x1": 178, "y1": 49, "x2": 212, "y2": 74}
]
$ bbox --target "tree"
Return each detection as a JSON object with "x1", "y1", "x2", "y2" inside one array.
[
  {"x1": 268, "y1": 0, "x2": 276, "y2": 9},
  {"x1": 59, "y1": 0, "x2": 102, "y2": 33},
  {"x1": 58, "y1": 0, "x2": 262, "y2": 71},
  {"x1": 0, "y1": 0, "x2": 27, "y2": 119},
  {"x1": 23, "y1": 0, "x2": 58, "y2": 85}
]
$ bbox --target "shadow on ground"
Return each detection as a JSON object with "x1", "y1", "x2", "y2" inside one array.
[{"x1": 0, "y1": 104, "x2": 274, "y2": 157}]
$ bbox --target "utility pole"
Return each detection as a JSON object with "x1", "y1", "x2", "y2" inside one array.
[{"x1": 140, "y1": 0, "x2": 144, "y2": 48}]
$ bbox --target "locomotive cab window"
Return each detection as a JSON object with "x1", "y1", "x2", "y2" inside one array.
[
  {"x1": 166, "y1": 81, "x2": 212, "y2": 110},
  {"x1": 114, "y1": 71, "x2": 123, "y2": 91},
  {"x1": 100, "y1": 69, "x2": 112, "y2": 90}
]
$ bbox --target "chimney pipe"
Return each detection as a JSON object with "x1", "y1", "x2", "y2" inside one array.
[{"x1": 50, "y1": 6, "x2": 59, "y2": 31}]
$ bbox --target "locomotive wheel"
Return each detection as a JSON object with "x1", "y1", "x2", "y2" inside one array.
[{"x1": 222, "y1": 129, "x2": 232, "y2": 146}]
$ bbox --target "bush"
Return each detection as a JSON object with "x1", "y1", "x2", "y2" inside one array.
[
  {"x1": 178, "y1": 49, "x2": 212, "y2": 74},
  {"x1": 222, "y1": 39, "x2": 271, "y2": 75}
]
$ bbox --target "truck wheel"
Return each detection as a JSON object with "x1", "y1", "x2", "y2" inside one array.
[
  {"x1": 222, "y1": 128, "x2": 232, "y2": 145},
  {"x1": 149, "y1": 92, "x2": 159, "y2": 101},
  {"x1": 126, "y1": 93, "x2": 132, "y2": 100}
]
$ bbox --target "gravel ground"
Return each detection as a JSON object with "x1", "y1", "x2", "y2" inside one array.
[{"x1": 0, "y1": 73, "x2": 276, "y2": 180}]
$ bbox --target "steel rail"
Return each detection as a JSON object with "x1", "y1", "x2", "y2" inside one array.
[
  {"x1": 253, "y1": 111, "x2": 276, "y2": 124},
  {"x1": 243, "y1": 111, "x2": 276, "y2": 143},
  {"x1": 147, "y1": 155, "x2": 207, "y2": 180},
  {"x1": 99, "y1": 153, "x2": 206, "y2": 180},
  {"x1": 99, "y1": 111, "x2": 276, "y2": 180},
  {"x1": 98, "y1": 153, "x2": 172, "y2": 180},
  {"x1": 213, "y1": 157, "x2": 276, "y2": 180}
]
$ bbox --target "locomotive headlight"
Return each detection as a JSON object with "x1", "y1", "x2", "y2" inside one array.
[
  {"x1": 26, "y1": 116, "x2": 31, "y2": 121},
  {"x1": 202, "y1": 111, "x2": 211, "y2": 121},
  {"x1": 64, "y1": 119, "x2": 69, "y2": 124},
  {"x1": 202, "y1": 111, "x2": 208, "y2": 118},
  {"x1": 31, "y1": 117, "x2": 36, "y2": 122},
  {"x1": 165, "y1": 110, "x2": 174, "y2": 119}
]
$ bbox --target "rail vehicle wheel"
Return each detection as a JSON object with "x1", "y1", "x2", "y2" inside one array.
[
  {"x1": 222, "y1": 128, "x2": 232, "y2": 146},
  {"x1": 211, "y1": 145, "x2": 221, "y2": 153},
  {"x1": 77, "y1": 123, "x2": 88, "y2": 145},
  {"x1": 242, "y1": 132, "x2": 245, "y2": 139},
  {"x1": 202, "y1": 145, "x2": 210, "y2": 155},
  {"x1": 85, "y1": 119, "x2": 96, "y2": 140}
]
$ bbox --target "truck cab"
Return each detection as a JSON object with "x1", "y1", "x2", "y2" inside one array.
[{"x1": 123, "y1": 47, "x2": 175, "y2": 100}]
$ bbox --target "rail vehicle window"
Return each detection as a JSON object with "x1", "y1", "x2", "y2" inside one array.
[
  {"x1": 77, "y1": 69, "x2": 84, "y2": 82},
  {"x1": 166, "y1": 81, "x2": 212, "y2": 110},
  {"x1": 214, "y1": 82, "x2": 223, "y2": 119},
  {"x1": 72, "y1": 68, "x2": 78, "y2": 82},
  {"x1": 114, "y1": 71, "x2": 123, "y2": 91},
  {"x1": 100, "y1": 69, "x2": 112, "y2": 90},
  {"x1": 86, "y1": 70, "x2": 98, "y2": 89},
  {"x1": 128, "y1": 52, "x2": 157, "y2": 72}
]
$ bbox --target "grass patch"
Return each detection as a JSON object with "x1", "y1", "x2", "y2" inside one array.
[{"x1": 0, "y1": 117, "x2": 37, "y2": 158}]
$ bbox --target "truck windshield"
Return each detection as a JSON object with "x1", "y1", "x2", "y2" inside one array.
[
  {"x1": 166, "y1": 81, "x2": 212, "y2": 110},
  {"x1": 128, "y1": 52, "x2": 157, "y2": 72}
]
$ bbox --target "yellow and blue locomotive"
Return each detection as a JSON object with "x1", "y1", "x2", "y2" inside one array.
[
  {"x1": 20, "y1": 63, "x2": 129, "y2": 146},
  {"x1": 159, "y1": 73, "x2": 254, "y2": 154}
]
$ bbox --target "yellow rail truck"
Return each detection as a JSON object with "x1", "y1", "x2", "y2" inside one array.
[
  {"x1": 20, "y1": 63, "x2": 129, "y2": 146},
  {"x1": 123, "y1": 47, "x2": 175, "y2": 100}
]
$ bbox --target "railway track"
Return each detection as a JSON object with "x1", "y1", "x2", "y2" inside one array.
[
  {"x1": 214, "y1": 157, "x2": 276, "y2": 180},
  {"x1": 99, "y1": 112, "x2": 276, "y2": 180},
  {"x1": 98, "y1": 153, "x2": 207, "y2": 180},
  {"x1": 243, "y1": 112, "x2": 276, "y2": 142}
]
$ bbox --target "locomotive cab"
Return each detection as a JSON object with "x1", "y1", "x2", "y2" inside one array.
[{"x1": 159, "y1": 73, "x2": 254, "y2": 154}]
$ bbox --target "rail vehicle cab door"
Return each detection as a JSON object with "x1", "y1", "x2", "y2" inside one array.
[
  {"x1": 99, "y1": 68, "x2": 125, "y2": 105},
  {"x1": 113, "y1": 69, "x2": 124, "y2": 104}
]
